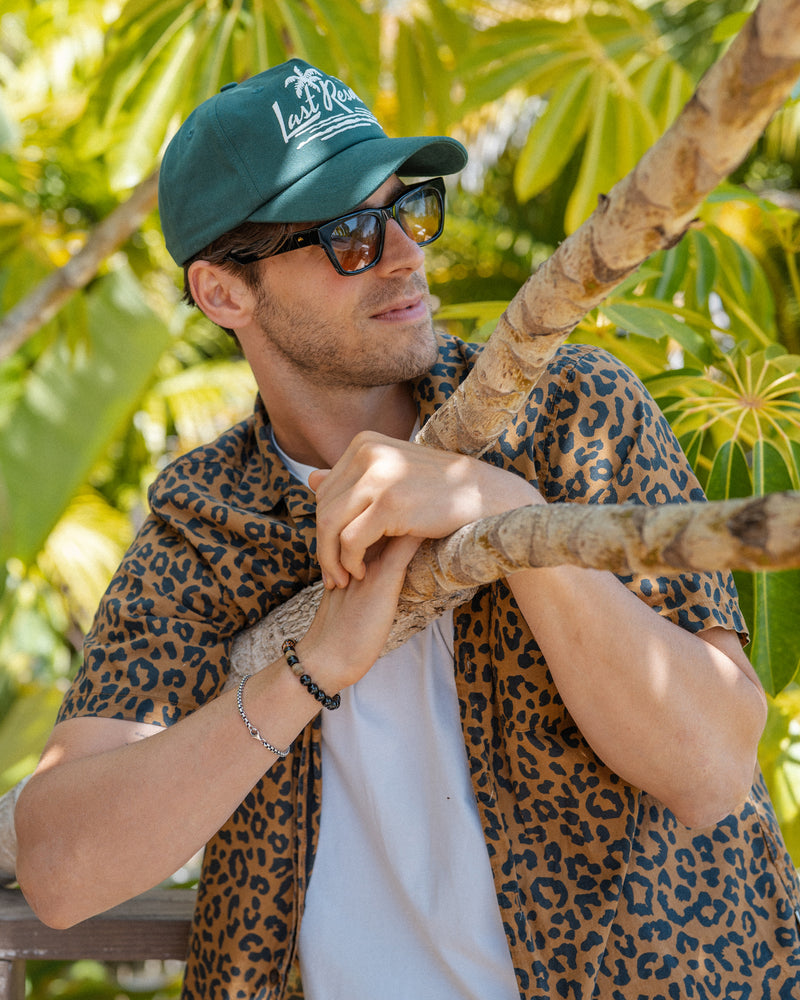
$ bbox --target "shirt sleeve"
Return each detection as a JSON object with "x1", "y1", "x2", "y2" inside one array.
[
  {"x1": 57, "y1": 511, "x2": 245, "y2": 727},
  {"x1": 493, "y1": 343, "x2": 747, "y2": 639},
  {"x1": 57, "y1": 416, "x2": 317, "y2": 728}
]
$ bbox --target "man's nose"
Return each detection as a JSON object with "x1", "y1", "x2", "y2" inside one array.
[{"x1": 377, "y1": 217, "x2": 426, "y2": 274}]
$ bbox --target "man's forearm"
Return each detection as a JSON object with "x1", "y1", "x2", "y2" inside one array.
[
  {"x1": 15, "y1": 532, "x2": 420, "y2": 928},
  {"x1": 14, "y1": 659, "x2": 316, "y2": 928},
  {"x1": 508, "y1": 564, "x2": 766, "y2": 828}
]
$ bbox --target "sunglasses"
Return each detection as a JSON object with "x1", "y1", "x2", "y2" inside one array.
[{"x1": 226, "y1": 177, "x2": 446, "y2": 276}]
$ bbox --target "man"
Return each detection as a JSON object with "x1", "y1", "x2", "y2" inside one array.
[{"x1": 15, "y1": 60, "x2": 800, "y2": 998}]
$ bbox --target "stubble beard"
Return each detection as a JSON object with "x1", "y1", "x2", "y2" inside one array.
[{"x1": 252, "y1": 272, "x2": 439, "y2": 390}]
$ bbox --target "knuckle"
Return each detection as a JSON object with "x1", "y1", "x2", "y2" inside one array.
[
  {"x1": 351, "y1": 429, "x2": 381, "y2": 458},
  {"x1": 315, "y1": 507, "x2": 338, "y2": 536}
]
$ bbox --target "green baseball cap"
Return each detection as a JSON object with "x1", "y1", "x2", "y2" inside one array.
[{"x1": 159, "y1": 60, "x2": 468, "y2": 265}]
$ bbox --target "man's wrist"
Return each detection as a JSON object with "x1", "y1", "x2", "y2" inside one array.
[{"x1": 281, "y1": 637, "x2": 341, "y2": 711}]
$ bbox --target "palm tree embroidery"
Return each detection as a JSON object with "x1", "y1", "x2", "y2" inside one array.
[{"x1": 285, "y1": 66, "x2": 324, "y2": 113}]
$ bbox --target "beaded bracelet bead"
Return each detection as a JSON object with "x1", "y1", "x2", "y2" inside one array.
[{"x1": 282, "y1": 637, "x2": 341, "y2": 711}]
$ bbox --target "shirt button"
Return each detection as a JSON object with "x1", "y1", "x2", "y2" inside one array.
[{"x1": 268, "y1": 968, "x2": 281, "y2": 986}]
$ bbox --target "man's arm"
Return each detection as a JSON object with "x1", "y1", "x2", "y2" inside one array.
[
  {"x1": 15, "y1": 533, "x2": 420, "y2": 928},
  {"x1": 310, "y1": 431, "x2": 767, "y2": 828},
  {"x1": 506, "y1": 560, "x2": 765, "y2": 827}
]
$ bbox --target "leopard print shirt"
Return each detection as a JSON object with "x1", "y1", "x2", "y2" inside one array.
[{"x1": 59, "y1": 333, "x2": 800, "y2": 998}]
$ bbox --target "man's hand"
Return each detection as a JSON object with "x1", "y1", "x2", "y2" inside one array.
[
  {"x1": 300, "y1": 534, "x2": 422, "y2": 691},
  {"x1": 309, "y1": 430, "x2": 541, "y2": 589}
]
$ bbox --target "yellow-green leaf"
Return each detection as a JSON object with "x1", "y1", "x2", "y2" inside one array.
[
  {"x1": 564, "y1": 75, "x2": 612, "y2": 233},
  {"x1": 514, "y1": 66, "x2": 592, "y2": 201},
  {"x1": 706, "y1": 440, "x2": 752, "y2": 501},
  {"x1": 748, "y1": 440, "x2": 800, "y2": 695}
]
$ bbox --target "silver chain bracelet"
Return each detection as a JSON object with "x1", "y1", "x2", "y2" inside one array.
[{"x1": 236, "y1": 674, "x2": 290, "y2": 758}]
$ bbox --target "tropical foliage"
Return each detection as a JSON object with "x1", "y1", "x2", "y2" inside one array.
[{"x1": 2, "y1": 2, "x2": 800, "y2": 992}]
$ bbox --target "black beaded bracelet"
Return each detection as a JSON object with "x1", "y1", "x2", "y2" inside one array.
[{"x1": 281, "y1": 637, "x2": 341, "y2": 711}]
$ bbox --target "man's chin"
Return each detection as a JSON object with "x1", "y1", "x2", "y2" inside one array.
[{"x1": 390, "y1": 321, "x2": 439, "y2": 380}]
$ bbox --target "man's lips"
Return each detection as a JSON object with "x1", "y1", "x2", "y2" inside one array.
[{"x1": 371, "y1": 296, "x2": 428, "y2": 321}]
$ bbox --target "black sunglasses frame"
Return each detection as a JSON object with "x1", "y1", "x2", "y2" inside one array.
[{"x1": 226, "y1": 177, "x2": 446, "y2": 276}]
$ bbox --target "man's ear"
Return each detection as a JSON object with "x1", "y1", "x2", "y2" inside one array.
[{"x1": 188, "y1": 260, "x2": 255, "y2": 331}]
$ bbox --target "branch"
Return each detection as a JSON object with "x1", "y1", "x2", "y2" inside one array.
[
  {"x1": 226, "y1": 491, "x2": 800, "y2": 689},
  {"x1": 227, "y1": 0, "x2": 800, "y2": 686},
  {"x1": 0, "y1": 170, "x2": 160, "y2": 362},
  {"x1": 416, "y1": 0, "x2": 800, "y2": 455},
  {"x1": 404, "y1": 492, "x2": 800, "y2": 596}
]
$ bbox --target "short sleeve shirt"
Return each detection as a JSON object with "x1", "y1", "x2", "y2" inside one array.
[{"x1": 58, "y1": 333, "x2": 800, "y2": 998}]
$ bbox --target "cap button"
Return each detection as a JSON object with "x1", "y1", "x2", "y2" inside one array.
[{"x1": 220, "y1": 81, "x2": 238, "y2": 92}]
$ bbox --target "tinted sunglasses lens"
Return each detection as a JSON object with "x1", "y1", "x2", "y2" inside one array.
[
  {"x1": 397, "y1": 186, "x2": 443, "y2": 245},
  {"x1": 328, "y1": 213, "x2": 382, "y2": 273}
]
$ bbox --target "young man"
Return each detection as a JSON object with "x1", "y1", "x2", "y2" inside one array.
[{"x1": 15, "y1": 61, "x2": 800, "y2": 998}]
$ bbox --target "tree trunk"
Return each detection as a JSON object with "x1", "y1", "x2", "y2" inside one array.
[{"x1": 227, "y1": 0, "x2": 800, "y2": 684}]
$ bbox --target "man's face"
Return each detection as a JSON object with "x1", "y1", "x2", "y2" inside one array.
[{"x1": 249, "y1": 175, "x2": 440, "y2": 390}]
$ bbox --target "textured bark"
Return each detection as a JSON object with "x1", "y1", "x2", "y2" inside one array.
[
  {"x1": 416, "y1": 0, "x2": 800, "y2": 456},
  {"x1": 402, "y1": 492, "x2": 800, "y2": 598},
  {"x1": 0, "y1": 170, "x2": 159, "y2": 363},
  {"x1": 226, "y1": 0, "x2": 800, "y2": 682},
  {"x1": 224, "y1": 491, "x2": 800, "y2": 689},
  {"x1": 4, "y1": 0, "x2": 800, "y2": 872},
  {"x1": 224, "y1": 584, "x2": 478, "y2": 691}
]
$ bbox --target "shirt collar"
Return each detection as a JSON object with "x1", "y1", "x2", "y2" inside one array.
[{"x1": 252, "y1": 330, "x2": 474, "y2": 515}]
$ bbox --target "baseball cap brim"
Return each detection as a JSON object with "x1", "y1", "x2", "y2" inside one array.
[
  {"x1": 245, "y1": 133, "x2": 468, "y2": 224},
  {"x1": 159, "y1": 61, "x2": 469, "y2": 264}
]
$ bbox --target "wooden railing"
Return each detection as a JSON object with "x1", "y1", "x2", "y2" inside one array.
[{"x1": 0, "y1": 887, "x2": 194, "y2": 1000}]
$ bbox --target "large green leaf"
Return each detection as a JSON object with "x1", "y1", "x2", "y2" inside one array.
[
  {"x1": 395, "y1": 24, "x2": 427, "y2": 140},
  {"x1": 307, "y1": 0, "x2": 378, "y2": 100},
  {"x1": 759, "y1": 688, "x2": 800, "y2": 867},
  {"x1": 0, "y1": 683, "x2": 64, "y2": 795},
  {"x1": 393, "y1": 13, "x2": 458, "y2": 135},
  {"x1": 706, "y1": 440, "x2": 754, "y2": 635},
  {"x1": 565, "y1": 78, "x2": 658, "y2": 233},
  {"x1": 74, "y1": 0, "x2": 379, "y2": 189},
  {"x1": 634, "y1": 52, "x2": 693, "y2": 134},
  {"x1": 565, "y1": 74, "x2": 612, "y2": 232},
  {"x1": 600, "y1": 301, "x2": 714, "y2": 364},
  {"x1": 688, "y1": 229, "x2": 718, "y2": 307},
  {"x1": 705, "y1": 439, "x2": 752, "y2": 501},
  {"x1": 514, "y1": 66, "x2": 593, "y2": 200},
  {"x1": 106, "y1": 22, "x2": 203, "y2": 189},
  {"x1": 699, "y1": 194, "x2": 779, "y2": 342},
  {"x1": 459, "y1": 10, "x2": 678, "y2": 230},
  {"x1": 458, "y1": 22, "x2": 574, "y2": 110},
  {"x1": 0, "y1": 268, "x2": 172, "y2": 566},
  {"x1": 274, "y1": 0, "x2": 334, "y2": 73},
  {"x1": 748, "y1": 440, "x2": 800, "y2": 695},
  {"x1": 239, "y1": 0, "x2": 273, "y2": 72},
  {"x1": 654, "y1": 235, "x2": 691, "y2": 301}
]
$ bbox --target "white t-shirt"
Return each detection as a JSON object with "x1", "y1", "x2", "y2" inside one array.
[{"x1": 274, "y1": 434, "x2": 519, "y2": 1000}]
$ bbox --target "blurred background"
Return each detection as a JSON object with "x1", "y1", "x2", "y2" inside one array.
[{"x1": 2, "y1": 1, "x2": 800, "y2": 995}]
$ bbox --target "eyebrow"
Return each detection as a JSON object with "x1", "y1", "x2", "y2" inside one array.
[{"x1": 351, "y1": 179, "x2": 409, "y2": 215}]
